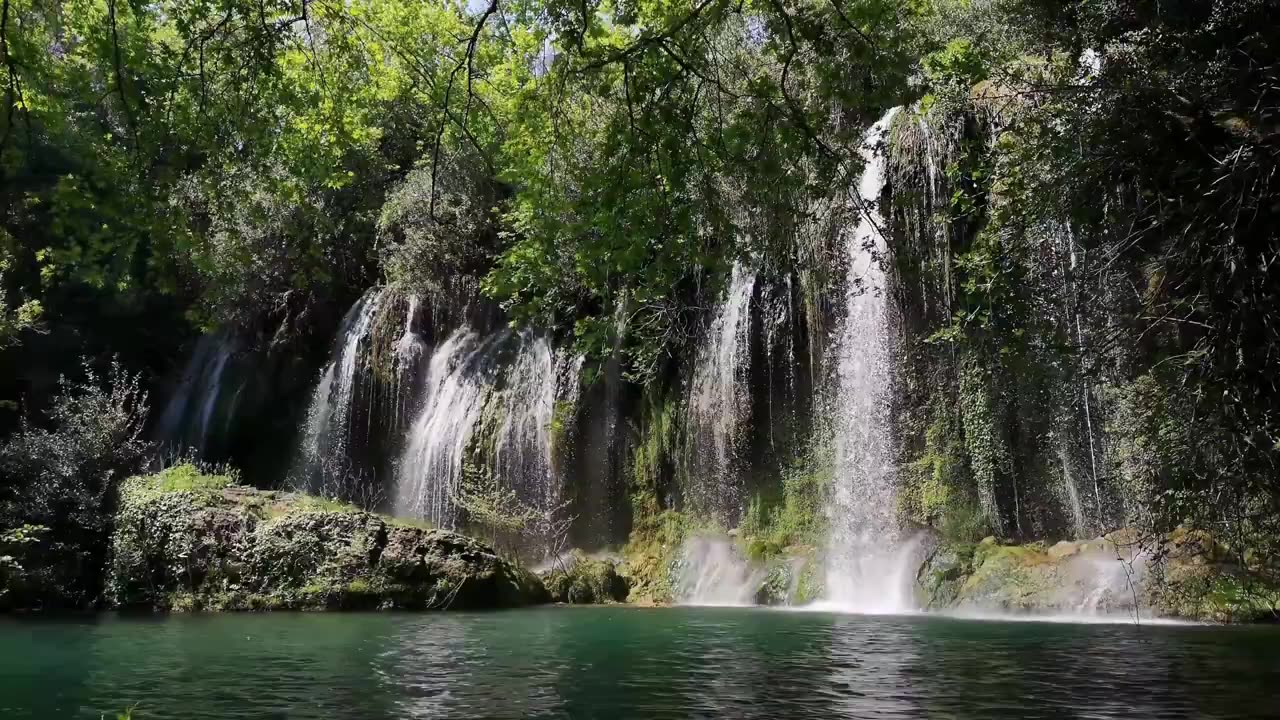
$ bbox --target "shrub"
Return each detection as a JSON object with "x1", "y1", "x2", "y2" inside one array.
[{"x1": 0, "y1": 360, "x2": 150, "y2": 608}]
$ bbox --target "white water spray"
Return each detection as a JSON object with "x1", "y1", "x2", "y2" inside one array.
[{"x1": 675, "y1": 535, "x2": 764, "y2": 607}]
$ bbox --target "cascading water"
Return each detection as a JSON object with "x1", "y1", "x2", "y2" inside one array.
[
  {"x1": 396, "y1": 329, "x2": 503, "y2": 527},
  {"x1": 381, "y1": 294, "x2": 428, "y2": 435},
  {"x1": 295, "y1": 288, "x2": 386, "y2": 493},
  {"x1": 396, "y1": 329, "x2": 576, "y2": 548},
  {"x1": 822, "y1": 108, "x2": 920, "y2": 613},
  {"x1": 156, "y1": 332, "x2": 238, "y2": 457},
  {"x1": 685, "y1": 262, "x2": 757, "y2": 525}
]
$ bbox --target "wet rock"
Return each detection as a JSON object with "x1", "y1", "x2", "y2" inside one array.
[
  {"x1": 916, "y1": 542, "x2": 975, "y2": 609},
  {"x1": 1047, "y1": 541, "x2": 1082, "y2": 560}
]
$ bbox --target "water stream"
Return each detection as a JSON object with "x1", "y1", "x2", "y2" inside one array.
[{"x1": 823, "y1": 108, "x2": 915, "y2": 612}]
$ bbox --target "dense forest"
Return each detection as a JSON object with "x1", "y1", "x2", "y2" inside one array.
[{"x1": 1, "y1": 0, "x2": 1277, "y2": 616}]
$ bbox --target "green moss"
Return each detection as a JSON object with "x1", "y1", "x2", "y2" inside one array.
[
  {"x1": 287, "y1": 496, "x2": 359, "y2": 514},
  {"x1": 383, "y1": 515, "x2": 434, "y2": 531},
  {"x1": 621, "y1": 509, "x2": 690, "y2": 603},
  {"x1": 738, "y1": 448, "x2": 831, "y2": 564},
  {"x1": 630, "y1": 394, "x2": 679, "y2": 522},
  {"x1": 148, "y1": 463, "x2": 237, "y2": 493},
  {"x1": 549, "y1": 398, "x2": 575, "y2": 451},
  {"x1": 793, "y1": 559, "x2": 823, "y2": 604},
  {"x1": 542, "y1": 554, "x2": 629, "y2": 604},
  {"x1": 118, "y1": 464, "x2": 237, "y2": 510}
]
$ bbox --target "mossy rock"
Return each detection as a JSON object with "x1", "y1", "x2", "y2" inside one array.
[
  {"x1": 620, "y1": 510, "x2": 690, "y2": 604},
  {"x1": 105, "y1": 465, "x2": 547, "y2": 611},
  {"x1": 752, "y1": 548, "x2": 818, "y2": 606},
  {"x1": 915, "y1": 527, "x2": 1279, "y2": 621},
  {"x1": 541, "y1": 556, "x2": 630, "y2": 604},
  {"x1": 916, "y1": 541, "x2": 975, "y2": 609}
]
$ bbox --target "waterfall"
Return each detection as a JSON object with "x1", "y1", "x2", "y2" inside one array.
[
  {"x1": 823, "y1": 108, "x2": 918, "y2": 613},
  {"x1": 493, "y1": 334, "x2": 561, "y2": 551},
  {"x1": 675, "y1": 535, "x2": 764, "y2": 606},
  {"x1": 396, "y1": 329, "x2": 503, "y2": 528},
  {"x1": 295, "y1": 288, "x2": 387, "y2": 495},
  {"x1": 156, "y1": 332, "x2": 238, "y2": 458},
  {"x1": 397, "y1": 329, "x2": 575, "y2": 549},
  {"x1": 685, "y1": 262, "x2": 757, "y2": 525}
]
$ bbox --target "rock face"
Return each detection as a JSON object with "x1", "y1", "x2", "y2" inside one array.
[
  {"x1": 106, "y1": 466, "x2": 547, "y2": 611},
  {"x1": 541, "y1": 556, "x2": 630, "y2": 604}
]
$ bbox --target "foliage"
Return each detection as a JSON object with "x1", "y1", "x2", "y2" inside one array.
[
  {"x1": 0, "y1": 360, "x2": 149, "y2": 607},
  {"x1": 481, "y1": 0, "x2": 925, "y2": 378},
  {"x1": 739, "y1": 448, "x2": 830, "y2": 560},
  {"x1": 0, "y1": 251, "x2": 41, "y2": 348},
  {"x1": 455, "y1": 463, "x2": 574, "y2": 561}
]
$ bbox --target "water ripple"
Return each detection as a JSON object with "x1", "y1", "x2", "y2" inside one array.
[{"x1": 0, "y1": 607, "x2": 1276, "y2": 719}]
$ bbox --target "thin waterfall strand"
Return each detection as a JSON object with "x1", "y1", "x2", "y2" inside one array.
[
  {"x1": 686, "y1": 262, "x2": 757, "y2": 524},
  {"x1": 295, "y1": 288, "x2": 386, "y2": 491}
]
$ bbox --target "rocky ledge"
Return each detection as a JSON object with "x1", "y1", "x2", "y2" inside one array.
[
  {"x1": 917, "y1": 529, "x2": 1280, "y2": 623},
  {"x1": 106, "y1": 466, "x2": 547, "y2": 611}
]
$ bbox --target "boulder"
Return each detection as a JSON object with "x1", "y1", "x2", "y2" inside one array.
[
  {"x1": 541, "y1": 555, "x2": 630, "y2": 604},
  {"x1": 105, "y1": 467, "x2": 547, "y2": 611}
]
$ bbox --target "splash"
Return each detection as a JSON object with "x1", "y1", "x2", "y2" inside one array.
[{"x1": 675, "y1": 535, "x2": 764, "y2": 607}]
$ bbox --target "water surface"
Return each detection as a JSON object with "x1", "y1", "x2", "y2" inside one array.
[{"x1": 2, "y1": 607, "x2": 1277, "y2": 719}]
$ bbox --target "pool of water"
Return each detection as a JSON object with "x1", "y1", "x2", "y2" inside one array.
[{"x1": 2, "y1": 607, "x2": 1277, "y2": 719}]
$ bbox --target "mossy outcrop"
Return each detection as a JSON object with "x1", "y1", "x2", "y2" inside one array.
[
  {"x1": 541, "y1": 555, "x2": 630, "y2": 604},
  {"x1": 916, "y1": 530, "x2": 1280, "y2": 622},
  {"x1": 106, "y1": 465, "x2": 547, "y2": 611}
]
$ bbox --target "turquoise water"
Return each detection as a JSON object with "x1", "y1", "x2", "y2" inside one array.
[{"x1": 1, "y1": 607, "x2": 1277, "y2": 719}]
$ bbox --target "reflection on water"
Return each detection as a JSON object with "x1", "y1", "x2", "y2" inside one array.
[{"x1": 1, "y1": 607, "x2": 1277, "y2": 720}]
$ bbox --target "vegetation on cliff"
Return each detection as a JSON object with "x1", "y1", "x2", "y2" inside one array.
[{"x1": 1, "y1": 0, "x2": 1276, "y2": 617}]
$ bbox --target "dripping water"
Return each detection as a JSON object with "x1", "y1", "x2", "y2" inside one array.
[{"x1": 685, "y1": 262, "x2": 757, "y2": 525}]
